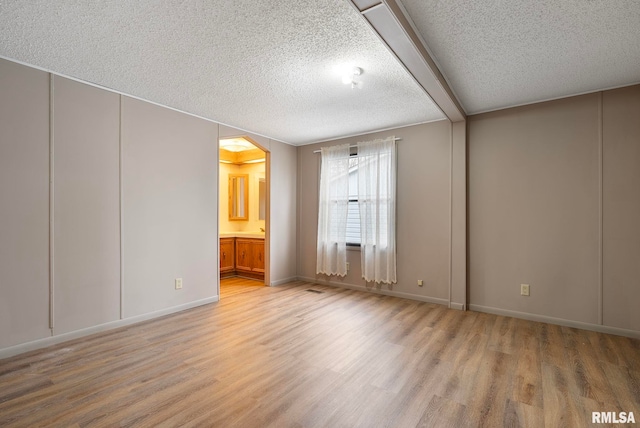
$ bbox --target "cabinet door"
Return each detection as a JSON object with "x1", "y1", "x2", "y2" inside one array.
[
  {"x1": 252, "y1": 240, "x2": 265, "y2": 273},
  {"x1": 220, "y1": 238, "x2": 235, "y2": 273},
  {"x1": 235, "y1": 239, "x2": 252, "y2": 272}
]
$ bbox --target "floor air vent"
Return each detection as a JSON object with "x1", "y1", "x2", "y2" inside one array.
[{"x1": 305, "y1": 289, "x2": 324, "y2": 294}]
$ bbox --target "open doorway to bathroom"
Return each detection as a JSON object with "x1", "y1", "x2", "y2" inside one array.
[{"x1": 218, "y1": 135, "x2": 269, "y2": 292}]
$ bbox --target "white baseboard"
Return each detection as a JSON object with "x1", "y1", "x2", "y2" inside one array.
[
  {"x1": 270, "y1": 276, "x2": 298, "y2": 286},
  {"x1": 297, "y1": 276, "x2": 450, "y2": 307},
  {"x1": 469, "y1": 304, "x2": 640, "y2": 339},
  {"x1": 0, "y1": 295, "x2": 219, "y2": 360},
  {"x1": 450, "y1": 302, "x2": 466, "y2": 311}
]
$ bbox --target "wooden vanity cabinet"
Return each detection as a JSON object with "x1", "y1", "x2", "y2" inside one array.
[
  {"x1": 220, "y1": 238, "x2": 235, "y2": 277},
  {"x1": 252, "y1": 240, "x2": 265, "y2": 274},
  {"x1": 235, "y1": 239, "x2": 252, "y2": 271},
  {"x1": 220, "y1": 237, "x2": 264, "y2": 280},
  {"x1": 235, "y1": 238, "x2": 265, "y2": 279}
]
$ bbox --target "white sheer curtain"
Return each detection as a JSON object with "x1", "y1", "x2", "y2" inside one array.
[
  {"x1": 316, "y1": 143, "x2": 351, "y2": 276},
  {"x1": 357, "y1": 136, "x2": 397, "y2": 284}
]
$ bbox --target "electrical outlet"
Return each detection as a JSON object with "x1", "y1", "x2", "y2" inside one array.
[
  {"x1": 417, "y1": 279, "x2": 423, "y2": 286},
  {"x1": 346, "y1": 262, "x2": 350, "y2": 271},
  {"x1": 175, "y1": 278, "x2": 183, "y2": 290},
  {"x1": 520, "y1": 284, "x2": 530, "y2": 296}
]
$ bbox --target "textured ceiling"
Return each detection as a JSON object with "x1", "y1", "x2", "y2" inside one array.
[
  {"x1": 0, "y1": 1, "x2": 445, "y2": 145},
  {"x1": 4, "y1": 1, "x2": 633, "y2": 141},
  {"x1": 399, "y1": 0, "x2": 640, "y2": 114}
]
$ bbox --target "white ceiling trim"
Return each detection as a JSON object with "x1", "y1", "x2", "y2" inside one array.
[
  {"x1": 349, "y1": 0, "x2": 465, "y2": 122},
  {"x1": 0, "y1": 54, "x2": 291, "y2": 146},
  {"x1": 296, "y1": 116, "x2": 448, "y2": 146},
  {"x1": 469, "y1": 81, "x2": 640, "y2": 117}
]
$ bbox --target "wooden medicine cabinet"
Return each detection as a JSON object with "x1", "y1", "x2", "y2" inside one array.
[{"x1": 229, "y1": 174, "x2": 248, "y2": 221}]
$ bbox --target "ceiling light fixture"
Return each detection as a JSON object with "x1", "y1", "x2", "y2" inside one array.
[
  {"x1": 219, "y1": 137, "x2": 256, "y2": 152},
  {"x1": 342, "y1": 66, "x2": 362, "y2": 89}
]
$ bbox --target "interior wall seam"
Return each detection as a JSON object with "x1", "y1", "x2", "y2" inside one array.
[
  {"x1": 48, "y1": 73, "x2": 55, "y2": 333},
  {"x1": 448, "y1": 123, "x2": 453, "y2": 309},
  {"x1": 598, "y1": 91, "x2": 603, "y2": 326},
  {"x1": 119, "y1": 94, "x2": 124, "y2": 320}
]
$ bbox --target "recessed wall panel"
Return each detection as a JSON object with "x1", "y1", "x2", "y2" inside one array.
[
  {"x1": 468, "y1": 94, "x2": 600, "y2": 323},
  {"x1": 269, "y1": 139, "x2": 298, "y2": 284},
  {"x1": 121, "y1": 97, "x2": 218, "y2": 318},
  {"x1": 53, "y1": 76, "x2": 121, "y2": 334},
  {"x1": 603, "y1": 85, "x2": 640, "y2": 331},
  {"x1": 0, "y1": 59, "x2": 51, "y2": 348}
]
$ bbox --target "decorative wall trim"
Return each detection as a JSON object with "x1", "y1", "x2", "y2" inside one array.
[
  {"x1": 448, "y1": 122, "x2": 453, "y2": 308},
  {"x1": 0, "y1": 295, "x2": 219, "y2": 360},
  {"x1": 597, "y1": 90, "x2": 603, "y2": 325},
  {"x1": 48, "y1": 73, "x2": 55, "y2": 331},
  {"x1": 297, "y1": 276, "x2": 451, "y2": 307},
  {"x1": 469, "y1": 304, "x2": 640, "y2": 339},
  {"x1": 119, "y1": 94, "x2": 125, "y2": 320}
]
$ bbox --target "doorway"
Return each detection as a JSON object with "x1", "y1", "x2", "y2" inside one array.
[{"x1": 218, "y1": 135, "x2": 269, "y2": 291}]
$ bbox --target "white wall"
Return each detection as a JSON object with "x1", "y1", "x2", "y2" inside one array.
[
  {"x1": 269, "y1": 138, "x2": 298, "y2": 285},
  {"x1": 296, "y1": 121, "x2": 466, "y2": 307},
  {"x1": 0, "y1": 58, "x2": 221, "y2": 357},
  {"x1": 601, "y1": 85, "x2": 640, "y2": 332},
  {"x1": 52, "y1": 76, "x2": 121, "y2": 334},
  {"x1": 0, "y1": 59, "x2": 51, "y2": 349},
  {"x1": 121, "y1": 97, "x2": 219, "y2": 318},
  {"x1": 469, "y1": 94, "x2": 600, "y2": 324},
  {"x1": 469, "y1": 86, "x2": 640, "y2": 336},
  {"x1": 0, "y1": 58, "x2": 299, "y2": 357}
]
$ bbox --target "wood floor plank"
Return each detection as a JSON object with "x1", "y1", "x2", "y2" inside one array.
[
  {"x1": 561, "y1": 326, "x2": 617, "y2": 406},
  {"x1": 503, "y1": 398, "x2": 545, "y2": 428},
  {"x1": 437, "y1": 328, "x2": 490, "y2": 407},
  {"x1": 382, "y1": 356, "x2": 455, "y2": 427},
  {"x1": 1, "y1": 277, "x2": 639, "y2": 427},
  {"x1": 417, "y1": 394, "x2": 469, "y2": 428},
  {"x1": 600, "y1": 361, "x2": 640, "y2": 416},
  {"x1": 462, "y1": 349, "x2": 517, "y2": 427},
  {"x1": 539, "y1": 323, "x2": 570, "y2": 370},
  {"x1": 541, "y1": 362, "x2": 591, "y2": 427},
  {"x1": 510, "y1": 330, "x2": 543, "y2": 408}
]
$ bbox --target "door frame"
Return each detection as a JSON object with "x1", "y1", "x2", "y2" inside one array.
[{"x1": 217, "y1": 133, "x2": 270, "y2": 297}]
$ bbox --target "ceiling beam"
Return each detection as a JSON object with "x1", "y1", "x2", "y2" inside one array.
[{"x1": 350, "y1": 0, "x2": 466, "y2": 122}]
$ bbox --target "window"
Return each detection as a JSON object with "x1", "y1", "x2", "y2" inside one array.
[
  {"x1": 346, "y1": 155, "x2": 360, "y2": 246},
  {"x1": 317, "y1": 136, "x2": 397, "y2": 284}
]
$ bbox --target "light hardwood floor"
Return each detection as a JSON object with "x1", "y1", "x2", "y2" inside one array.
[{"x1": 1, "y1": 277, "x2": 639, "y2": 427}]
